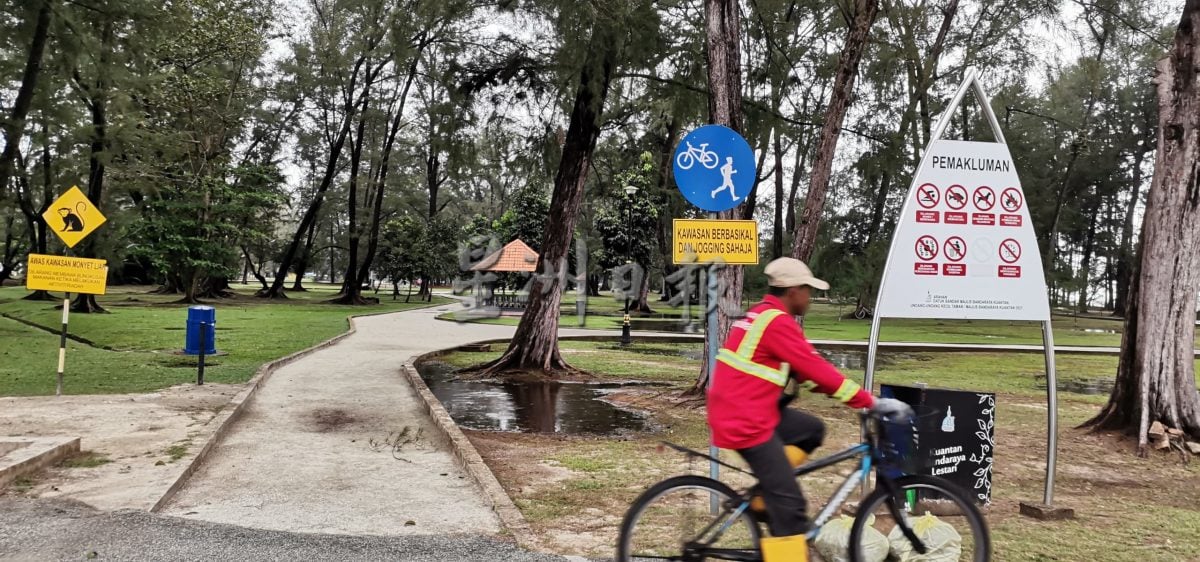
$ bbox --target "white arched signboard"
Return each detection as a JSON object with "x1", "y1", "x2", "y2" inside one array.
[{"x1": 865, "y1": 68, "x2": 1060, "y2": 506}]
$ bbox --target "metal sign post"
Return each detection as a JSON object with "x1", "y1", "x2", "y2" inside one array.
[
  {"x1": 864, "y1": 67, "x2": 1060, "y2": 508},
  {"x1": 670, "y1": 125, "x2": 760, "y2": 514},
  {"x1": 27, "y1": 186, "x2": 109, "y2": 397}
]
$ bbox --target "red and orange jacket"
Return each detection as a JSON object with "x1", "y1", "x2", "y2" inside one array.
[{"x1": 707, "y1": 295, "x2": 875, "y2": 450}]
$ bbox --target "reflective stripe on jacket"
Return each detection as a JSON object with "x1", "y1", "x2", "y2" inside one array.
[{"x1": 707, "y1": 295, "x2": 876, "y2": 450}]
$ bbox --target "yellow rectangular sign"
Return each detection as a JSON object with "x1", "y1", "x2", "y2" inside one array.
[
  {"x1": 25, "y1": 254, "x2": 108, "y2": 295},
  {"x1": 672, "y1": 219, "x2": 759, "y2": 265}
]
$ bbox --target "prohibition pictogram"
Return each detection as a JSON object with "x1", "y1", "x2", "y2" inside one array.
[
  {"x1": 1001, "y1": 187, "x2": 1023, "y2": 213},
  {"x1": 946, "y1": 185, "x2": 968, "y2": 210},
  {"x1": 915, "y1": 235, "x2": 939, "y2": 261},
  {"x1": 944, "y1": 236, "x2": 966, "y2": 262},
  {"x1": 999, "y1": 238, "x2": 1021, "y2": 264},
  {"x1": 973, "y1": 186, "x2": 996, "y2": 211},
  {"x1": 916, "y1": 184, "x2": 940, "y2": 209}
]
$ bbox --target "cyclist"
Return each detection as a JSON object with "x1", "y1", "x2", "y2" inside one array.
[{"x1": 706, "y1": 257, "x2": 911, "y2": 561}]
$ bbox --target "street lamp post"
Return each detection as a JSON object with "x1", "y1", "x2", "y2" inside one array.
[{"x1": 620, "y1": 184, "x2": 638, "y2": 346}]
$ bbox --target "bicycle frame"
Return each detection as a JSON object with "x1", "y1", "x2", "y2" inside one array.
[{"x1": 678, "y1": 416, "x2": 929, "y2": 560}]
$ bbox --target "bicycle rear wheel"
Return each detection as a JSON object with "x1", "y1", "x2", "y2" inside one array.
[
  {"x1": 617, "y1": 475, "x2": 761, "y2": 562},
  {"x1": 848, "y1": 475, "x2": 990, "y2": 562}
]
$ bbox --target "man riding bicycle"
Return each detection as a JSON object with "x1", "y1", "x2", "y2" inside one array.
[{"x1": 707, "y1": 257, "x2": 910, "y2": 561}]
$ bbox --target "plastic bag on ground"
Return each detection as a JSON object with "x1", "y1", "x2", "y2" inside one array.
[
  {"x1": 813, "y1": 515, "x2": 888, "y2": 562},
  {"x1": 887, "y1": 512, "x2": 963, "y2": 561}
]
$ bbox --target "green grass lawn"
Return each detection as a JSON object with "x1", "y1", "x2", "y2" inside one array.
[
  {"x1": 435, "y1": 341, "x2": 1200, "y2": 561},
  {"x1": 0, "y1": 283, "x2": 449, "y2": 396},
  {"x1": 440, "y1": 294, "x2": 1188, "y2": 348}
]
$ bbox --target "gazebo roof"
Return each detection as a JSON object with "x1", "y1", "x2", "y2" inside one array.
[{"x1": 470, "y1": 239, "x2": 539, "y2": 272}]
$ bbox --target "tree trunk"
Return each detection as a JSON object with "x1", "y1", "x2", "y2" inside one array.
[
  {"x1": 655, "y1": 115, "x2": 679, "y2": 300},
  {"x1": 1114, "y1": 141, "x2": 1151, "y2": 316},
  {"x1": 785, "y1": 130, "x2": 809, "y2": 236},
  {"x1": 691, "y1": 0, "x2": 749, "y2": 393},
  {"x1": 330, "y1": 89, "x2": 372, "y2": 305},
  {"x1": 0, "y1": 214, "x2": 22, "y2": 284},
  {"x1": 241, "y1": 245, "x2": 269, "y2": 290},
  {"x1": 1076, "y1": 198, "x2": 1099, "y2": 313},
  {"x1": 357, "y1": 59, "x2": 421, "y2": 288},
  {"x1": 0, "y1": 0, "x2": 51, "y2": 198},
  {"x1": 1082, "y1": 26, "x2": 1200, "y2": 448},
  {"x1": 480, "y1": 20, "x2": 619, "y2": 376},
  {"x1": 791, "y1": 0, "x2": 879, "y2": 261},
  {"x1": 261, "y1": 55, "x2": 372, "y2": 299},
  {"x1": 71, "y1": 20, "x2": 113, "y2": 314},
  {"x1": 634, "y1": 269, "x2": 653, "y2": 314},
  {"x1": 17, "y1": 130, "x2": 52, "y2": 300},
  {"x1": 1041, "y1": 25, "x2": 1111, "y2": 278},
  {"x1": 772, "y1": 129, "x2": 785, "y2": 259},
  {"x1": 291, "y1": 218, "x2": 318, "y2": 291}
]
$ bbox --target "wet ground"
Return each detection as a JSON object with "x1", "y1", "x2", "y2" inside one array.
[{"x1": 417, "y1": 362, "x2": 650, "y2": 435}]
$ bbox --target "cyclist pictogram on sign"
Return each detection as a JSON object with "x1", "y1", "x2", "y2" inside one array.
[
  {"x1": 915, "y1": 235, "x2": 939, "y2": 261},
  {"x1": 973, "y1": 186, "x2": 995, "y2": 211},
  {"x1": 999, "y1": 238, "x2": 1021, "y2": 264},
  {"x1": 945, "y1": 185, "x2": 968, "y2": 210},
  {"x1": 944, "y1": 236, "x2": 966, "y2": 262},
  {"x1": 916, "y1": 184, "x2": 940, "y2": 209},
  {"x1": 1001, "y1": 187, "x2": 1023, "y2": 213}
]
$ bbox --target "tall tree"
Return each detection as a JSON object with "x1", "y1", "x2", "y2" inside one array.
[
  {"x1": 0, "y1": 0, "x2": 52, "y2": 198},
  {"x1": 480, "y1": 0, "x2": 654, "y2": 375},
  {"x1": 791, "y1": 0, "x2": 879, "y2": 262},
  {"x1": 1083, "y1": 3, "x2": 1200, "y2": 449},
  {"x1": 690, "y1": 0, "x2": 747, "y2": 391}
]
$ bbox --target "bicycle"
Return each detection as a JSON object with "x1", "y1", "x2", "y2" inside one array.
[
  {"x1": 616, "y1": 404, "x2": 991, "y2": 561},
  {"x1": 676, "y1": 142, "x2": 720, "y2": 170}
]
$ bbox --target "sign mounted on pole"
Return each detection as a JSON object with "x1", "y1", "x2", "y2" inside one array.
[
  {"x1": 863, "y1": 68, "x2": 1062, "y2": 511},
  {"x1": 874, "y1": 144, "x2": 1048, "y2": 320},
  {"x1": 25, "y1": 254, "x2": 108, "y2": 295},
  {"x1": 671, "y1": 219, "x2": 759, "y2": 265},
  {"x1": 672, "y1": 125, "x2": 757, "y2": 213},
  {"x1": 43, "y1": 186, "x2": 106, "y2": 249}
]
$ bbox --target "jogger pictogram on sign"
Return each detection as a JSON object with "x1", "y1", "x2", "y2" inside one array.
[
  {"x1": 916, "y1": 183, "x2": 940, "y2": 209},
  {"x1": 999, "y1": 238, "x2": 1021, "y2": 264},
  {"x1": 915, "y1": 235, "x2": 939, "y2": 261}
]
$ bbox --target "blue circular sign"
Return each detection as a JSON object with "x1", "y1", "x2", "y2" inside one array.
[{"x1": 672, "y1": 125, "x2": 756, "y2": 212}]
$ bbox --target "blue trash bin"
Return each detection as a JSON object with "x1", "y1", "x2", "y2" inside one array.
[{"x1": 184, "y1": 306, "x2": 216, "y2": 355}]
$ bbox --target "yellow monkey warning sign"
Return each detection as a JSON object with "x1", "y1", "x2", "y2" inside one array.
[{"x1": 43, "y1": 186, "x2": 106, "y2": 248}]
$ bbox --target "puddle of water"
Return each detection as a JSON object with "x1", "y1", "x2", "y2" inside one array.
[{"x1": 417, "y1": 362, "x2": 649, "y2": 435}]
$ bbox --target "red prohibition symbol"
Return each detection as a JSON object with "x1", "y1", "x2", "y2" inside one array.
[
  {"x1": 999, "y1": 238, "x2": 1021, "y2": 264},
  {"x1": 1001, "y1": 187, "x2": 1023, "y2": 212},
  {"x1": 973, "y1": 186, "x2": 996, "y2": 211},
  {"x1": 916, "y1": 183, "x2": 940, "y2": 209},
  {"x1": 945, "y1": 185, "x2": 968, "y2": 210},
  {"x1": 915, "y1": 235, "x2": 939, "y2": 261},
  {"x1": 944, "y1": 236, "x2": 967, "y2": 262}
]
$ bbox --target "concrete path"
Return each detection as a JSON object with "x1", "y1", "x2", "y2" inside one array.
[
  {"x1": 159, "y1": 303, "x2": 608, "y2": 537},
  {"x1": 0, "y1": 498, "x2": 580, "y2": 562}
]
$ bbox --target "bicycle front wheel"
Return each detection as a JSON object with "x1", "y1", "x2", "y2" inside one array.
[
  {"x1": 617, "y1": 475, "x2": 761, "y2": 562},
  {"x1": 849, "y1": 475, "x2": 991, "y2": 562}
]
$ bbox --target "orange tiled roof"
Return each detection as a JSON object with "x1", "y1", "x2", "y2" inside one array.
[{"x1": 470, "y1": 239, "x2": 539, "y2": 272}]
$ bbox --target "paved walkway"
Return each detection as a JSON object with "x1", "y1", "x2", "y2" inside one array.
[
  {"x1": 159, "y1": 303, "x2": 612, "y2": 537},
  {"x1": 0, "y1": 498, "x2": 579, "y2": 562}
]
